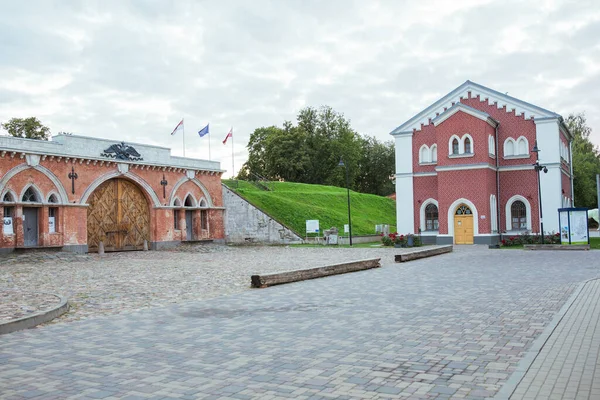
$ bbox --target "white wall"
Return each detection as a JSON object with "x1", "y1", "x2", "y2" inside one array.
[
  {"x1": 394, "y1": 133, "x2": 415, "y2": 234},
  {"x1": 535, "y1": 119, "x2": 562, "y2": 233}
]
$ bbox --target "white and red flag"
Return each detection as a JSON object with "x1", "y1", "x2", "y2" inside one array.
[
  {"x1": 222, "y1": 127, "x2": 233, "y2": 144},
  {"x1": 170, "y1": 119, "x2": 184, "y2": 136}
]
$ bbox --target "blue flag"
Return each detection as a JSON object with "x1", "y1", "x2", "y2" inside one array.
[{"x1": 198, "y1": 124, "x2": 209, "y2": 137}]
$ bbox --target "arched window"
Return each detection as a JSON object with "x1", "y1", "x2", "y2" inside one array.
[
  {"x1": 425, "y1": 204, "x2": 439, "y2": 231},
  {"x1": 22, "y1": 187, "x2": 39, "y2": 202},
  {"x1": 419, "y1": 145, "x2": 430, "y2": 163},
  {"x1": 184, "y1": 195, "x2": 195, "y2": 207},
  {"x1": 464, "y1": 137, "x2": 471, "y2": 153},
  {"x1": 455, "y1": 205, "x2": 472, "y2": 215},
  {"x1": 431, "y1": 145, "x2": 437, "y2": 163},
  {"x1": 511, "y1": 201, "x2": 527, "y2": 230},
  {"x1": 504, "y1": 139, "x2": 515, "y2": 156},
  {"x1": 517, "y1": 137, "x2": 528, "y2": 155},
  {"x1": 452, "y1": 138, "x2": 459, "y2": 155},
  {"x1": 48, "y1": 194, "x2": 58, "y2": 203},
  {"x1": 3, "y1": 192, "x2": 14, "y2": 202},
  {"x1": 199, "y1": 198, "x2": 207, "y2": 207},
  {"x1": 173, "y1": 198, "x2": 181, "y2": 207}
]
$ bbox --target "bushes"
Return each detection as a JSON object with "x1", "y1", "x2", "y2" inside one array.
[
  {"x1": 381, "y1": 233, "x2": 422, "y2": 247},
  {"x1": 500, "y1": 231, "x2": 561, "y2": 247}
]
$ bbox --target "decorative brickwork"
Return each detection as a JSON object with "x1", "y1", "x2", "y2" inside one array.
[
  {"x1": 395, "y1": 81, "x2": 573, "y2": 244},
  {"x1": 0, "y1": 135, "x2": 225, "y2": 253}
]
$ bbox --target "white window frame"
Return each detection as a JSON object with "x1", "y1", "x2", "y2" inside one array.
[
  {"x1": 516, "y1": 137, "x2": 529, "y2": 155},
  {"x1": 505, "y1": 195, "x2": 532, "y2": 232},
  {"x1": 419, "y1": 198, "x2": 439, "y2": 233},
  {"x1": 488, "y1": 135, "x2": 496, "y2": 156},
  {"x1": 419, "y1": 144, "x2": 430, "y2": 164},
  {"x1": 431, "y1": 144, "x2": 437, "y2": 163}
]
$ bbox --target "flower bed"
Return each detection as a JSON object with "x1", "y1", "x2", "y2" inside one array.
[
  {"x1": 501, "y1": 231, "x2": 560, "y2": 247},
  {"x1": 381, "y1": 233, "x2": 422, "y2": 247}
]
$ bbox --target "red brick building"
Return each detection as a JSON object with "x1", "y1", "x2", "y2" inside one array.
[
  {"x1": 391, "y1": 81, "x2": 573, "y2": 245},
  {"x1": 0, "y1": 134, "x2": 225, "y2": 253}
]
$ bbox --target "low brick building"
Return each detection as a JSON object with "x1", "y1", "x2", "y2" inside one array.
[
  {"x1": 391, "y1": 81, "x2": 573, "y2": 245},
  {"x1": 0, "y1": 134, "x2": 225, "y2": 253}
]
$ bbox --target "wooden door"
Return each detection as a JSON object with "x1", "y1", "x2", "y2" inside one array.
[
  {"x1": 87, "y1": 179, "x2": 150, "y2": 252},
  {"x1": 23, "y1": 208, "x2": 38, "y2": 247},
  {"x1": 454, "y1": 205, "x2": 474, "y2": 244}
]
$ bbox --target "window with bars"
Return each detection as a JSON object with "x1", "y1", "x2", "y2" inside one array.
[
  {"x1": 511, "y1": 201, "x2": 527, "y2": 230},
  {"x1": 464, "y1": 137, "x2": 471, "y2": 153},
  {"x1": 174, "y1": 209, "x2": 180, "y2": 230},
  {"x1": 425, "y1": 204, "x2": 439, "y2": 231}
]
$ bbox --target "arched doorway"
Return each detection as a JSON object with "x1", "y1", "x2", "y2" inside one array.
[
  {"x1": 454, "y1": 204, "x2": 474, "y2": 244},
  {"x1": 87, "y1": 179, "x2": 150, "y2": 252}
]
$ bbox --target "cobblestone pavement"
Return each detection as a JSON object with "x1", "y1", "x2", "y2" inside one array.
[
  {"x1": 509, "y1": 278, "x2": 600, "y2": 400},
  {"x1": 0, "y1": 244, "x2": 399, "y2": 324},
  {"x1": 1, "y1": 245, "x2": 599, "y2": 399}
]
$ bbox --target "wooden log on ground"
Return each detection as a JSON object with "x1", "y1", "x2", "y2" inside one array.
[
  {"x1": 251, "y1": 258, "x2": 381, "y2": 288},
  {"x1": 395, "y1": 245, "x2": 453, "y2": 262}
]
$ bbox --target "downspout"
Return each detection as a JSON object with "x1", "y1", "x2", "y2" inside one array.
[{"x1": 495, "y1": 122, "x2": 502, "y2": 244}]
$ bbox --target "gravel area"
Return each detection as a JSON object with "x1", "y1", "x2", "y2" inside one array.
[{"x1": 0, "y1": 243, "x2": 396, "y2": 325}]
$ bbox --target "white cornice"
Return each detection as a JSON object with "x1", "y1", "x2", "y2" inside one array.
[
  {"x1": 432, "y1": 103, "x2": 498, "y2": 128},
  {"x1": 390, "y1": 80, "x2": 561, "y2": 135},
  {"x1": 435, "y1": 163, "x2": 496, "y2": 172}
]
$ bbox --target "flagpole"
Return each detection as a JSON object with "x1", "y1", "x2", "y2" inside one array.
[
  {"x1": 231, "y1": 127, "x2": 234, "y2": 179},
  {"x1": 182, "y1": 117, "x2": 185, "y2": 157}
]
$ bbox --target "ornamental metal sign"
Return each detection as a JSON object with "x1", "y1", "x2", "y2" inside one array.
[{"x1": 101, "y1": 142, "x2": 143, "y2": 161}]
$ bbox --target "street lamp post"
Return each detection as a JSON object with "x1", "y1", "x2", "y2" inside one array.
[
  {"x1": 338, "y1": 158, "x2": 352, "y2": 246},
  {"x1": 532, "y1": 140, "x2": 548, "y2": 244}
]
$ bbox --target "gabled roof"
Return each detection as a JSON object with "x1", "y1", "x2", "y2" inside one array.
[
  {"x1": 431, "y1": 103, "x2": 498, "y2": 128},
  {"x1": 390, "y1": 80, "x2": 562, "y2": 135}
]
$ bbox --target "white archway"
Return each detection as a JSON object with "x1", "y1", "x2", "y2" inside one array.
[
  {"x1": 20, "y1": 184, "x2": 43, "y2": 203},
  {"x1": 505, "y1": 194, "x2": 532, "y2": 231},
  {"x1": 419, "y1": 198, "x2": 439, "y2": 232},
  {"x1": 168, "y1": 177, "x2": 213, "y2": 207},
  {"x1": 183, "y1": 193, "x2": 197, "y2": 207},
  {"x1": 0, "y1": 164, "x2": 69, "y2": 204},
  {"x1": 447, "y1": 198, "x2": 479, "y2": 237}
]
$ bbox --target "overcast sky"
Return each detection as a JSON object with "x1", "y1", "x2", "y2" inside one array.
[{"x1": 1, "y1": 0, "x2": 599, "y2": 177}]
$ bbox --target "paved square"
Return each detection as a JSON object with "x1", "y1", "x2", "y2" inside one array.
[{"x1": 1, "y1": 246, "x2": 599, "y2": 399}]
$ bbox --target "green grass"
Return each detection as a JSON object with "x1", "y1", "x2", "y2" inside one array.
[
  {"x1": 591, "y1": 237, "x2": 600, "y2": 250},
  {"x1": 223, "y1": 179, "x2": 396, "y2": 236}
]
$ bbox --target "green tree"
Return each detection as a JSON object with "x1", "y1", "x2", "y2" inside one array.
[
  {"x1": 566, "y1": 113, "x2": 600, "y2": 208},
  {"x1": 355, "y1": 136, "x2": 395, "y2": 196},
  {"x1": 1, "y1": 117, "x2": 50, "y2": 140}
]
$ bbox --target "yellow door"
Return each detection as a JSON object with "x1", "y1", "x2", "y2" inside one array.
[{"x1": 454, "y1": 205, "x2": 474, "y2": 244}]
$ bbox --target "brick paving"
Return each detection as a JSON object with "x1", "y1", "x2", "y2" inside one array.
[
  {"x1": 1, "y1": 245, "x2": 599, "y2": 399},
  {"x1": 0, "y1": 244, "x2": 399, "y2": 324},
  {"x1": 509, "y1": 278, "x2": 600, "y2": 400}
]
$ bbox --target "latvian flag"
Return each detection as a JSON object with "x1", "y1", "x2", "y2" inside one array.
[
  {"x1": 223, "y1": 127, "x2": 233, "y2": 144},
  {"x1": 170, "y1": 119, "x2": 184, "y2": 135}
]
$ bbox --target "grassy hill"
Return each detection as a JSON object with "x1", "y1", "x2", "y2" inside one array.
[{"x1": 222, "y1": 180, "x2": 396, "y2": 236}]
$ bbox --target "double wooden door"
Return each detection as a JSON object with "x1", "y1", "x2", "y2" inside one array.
[{"x1": 87, "y1": 179, "x2": 150, "y2": 252}]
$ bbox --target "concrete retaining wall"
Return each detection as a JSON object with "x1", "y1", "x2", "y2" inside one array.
[
  {"x1": 251, "y1": 258, "x2": 381, "y2": 288},
  {"x1": 222, "y1": 185, "x2": 303, "y2": 245}
]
